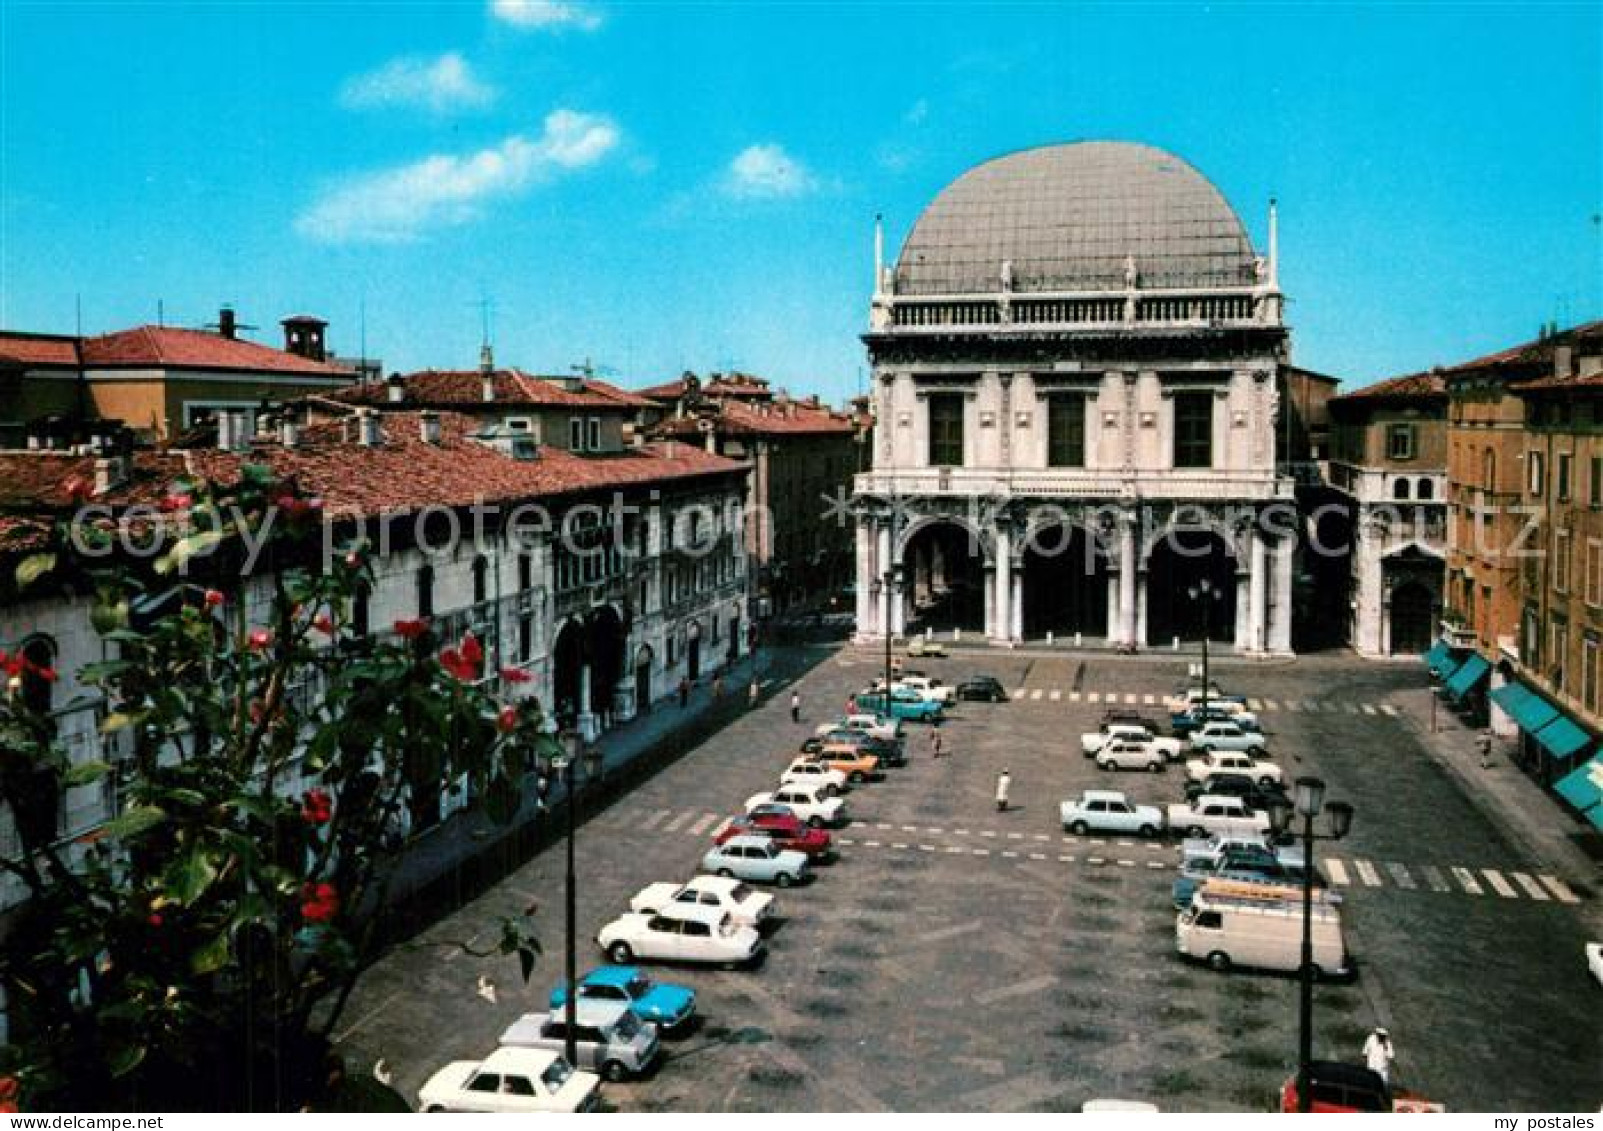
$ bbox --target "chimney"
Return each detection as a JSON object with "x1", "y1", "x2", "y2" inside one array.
[
  {"x1": 279, "y1": 415, "x2": 299, "y2": 449},
  {"x1": 280, "y1": 315, "x2": 327, "y2": 361},
  {"x1": 480, "y1": 344, "x2": 496, "y2": 402},
  {"x1": 93, "y1": 456, "x2": 127, "y2": 496},
  {"x1": 218, "y1": 305, "x2": 237, "y2": 340},
  {"x1": 357, "y1": 408, "x2": 381, "y2": 447},
  {"x1": 1555, "y1": 345, "x2": 1574, "y2": 380},
  {"x1": 386, "y1": 372, "x2": 406, "y2": 404},
  {"x1": 419, "y1": 410, "x2": 441, "y2": 445}
]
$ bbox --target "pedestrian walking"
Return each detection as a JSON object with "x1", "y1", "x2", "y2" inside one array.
[
  {"x1": 790, "y1": 690, "x2": 801, "y2": 723},
  {"x1": 846, "y1": 694, "x2": 857, "y2": 715},
  {"x1": 995, "y1": 768, "x2": 1011, "y2": 812},
  {"x1": 678, "y1": 676, "x2": 690, "y2": 709},
  {"x1": 1362, "y1": 1027, "x2": 1395, "y2": 1084},
  {"x1": 1476, "y1": 728, "x2": 1493, "y2": 769},
  {"x1": 931, "y1": 727, "x2": 944, "y2": 759},
  {"x1": 748, "y1": 679, "x2": 760, "y2": 708},
  {"x1": 712, "y1": 674, "x2": 724, "y2": 701}
]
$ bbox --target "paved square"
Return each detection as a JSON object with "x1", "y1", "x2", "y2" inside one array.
[{"x1": 337, "y1": 646, "x2": 1601, "y2": 1111}]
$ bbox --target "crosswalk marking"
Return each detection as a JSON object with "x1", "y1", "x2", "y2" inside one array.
[
  {"x1": 986, "y1": 688, "x2": 1412, "y2": 718},
  {"x1": 688, "y1": 813, "x2": 717, "y2": 835},
  {"x1": 1088, "y1": 692, "x2": 1101, "y2": 704},
  {"x1": 1451, "y1": 866, "x2": 1483, "y2": 895},
  {"x1": 1361, "y1": 704, "x2": 1378, "y2": 715},
  {"x1": 1420, "y1": 865, "x2": 1451, "y2": 892},
  {"x1": 1354, "y1": 858, "x2": 1382, "y2": 886},
  {"x1": 1386, "y1": 862, "x2": 1416, "y2": 890},
  {"x1": 1326, "y1": 857, "x2": 1351, "y2": 885},
  {"x1": 1283, "y1": 699, "x2": 1300, "y2": 711},
  {"x1": 1262, "y1": 698, "x2": 1279, "y2": 710},
  {"x1": 1483, "y1": 869, "x2": 1518, "y2": 898},
  {"x1": 1030, "y1": 689, "x2": 1043, "y2": 701},
  {"x1": 1049, "y1": 690, "x2": 1062, "y2": 701},
  {"x1": 641, "y1": 808, "x2": 670, "y2": 830},
  {"x1": 1247, "y1": 698, "x2": 1264, "y2": 710},
  {"x1": 1014, "y1": 687, "x2": 1027, "y2": 699},
  {"x1": 663, "y1": 811, "x2": 692, "y2": 833},
  {"x1": 1380, "y1": 704, "x2": 1398, "y2": 716},
  {"x1": 1070, "y1": 691, "x2": 1082, "y2": 702},
  {"x1": 837, "y1": 837, "x2": 854, "y2": 846},
  {"x1": 1539, "y1": 874, "x2": 1580, "y2": 903},
  {"x1": 1143, "y1": 694, "x2": 1156, "y2": 705},
  {"x1": 1512, "y1": 872, "x2": 1550, "y2": 901},
  {"x1": 1124, "y1": 693, "x2": 1137, "y2": 705}
]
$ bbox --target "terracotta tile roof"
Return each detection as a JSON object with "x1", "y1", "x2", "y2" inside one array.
[
  {"x1": 653, "y1": 397, "x2": 855, "y2": 438},
  {"x1": 703, "y1": 374, "x2": 773, "y2": 398},
  {"x1": 635, "y1": 376, "x2": 692, "y2": 401},
  {"x1": 0, "y1": 332, "x2": 82, "y2": 368},
  {"x1": 331, "y1": 370, "x2": 654, "y2": 410},
  {"x1": 80, "y1": 325, "x2": 356, "y2": 378},
  {"x1": 1330, "y1": 372, "x2": 1446, "y2": 403},
  {"x1": 1439, "y1": 319, "x2": 1603, "y2": 381}
]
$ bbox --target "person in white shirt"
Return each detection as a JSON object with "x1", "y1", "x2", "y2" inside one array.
[{"x1": 1363, "y1": 1027, "x2": 1395, "y2": 1084}]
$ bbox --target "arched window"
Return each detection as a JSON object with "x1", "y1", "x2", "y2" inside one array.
[
  {"x1": 416, "y1": 563, "x2": 435, "y2": 619},
  {"x1": 472, "y1": 554, "x2": 489, "y2": 606},
  {"x1": 1418, "y1": 478, "x2": 1434, "y2": 501},
  {"x1": 19, "y1": 637, "x2": 55, "y2": 716},
  {"x1": 1393, "y1": 478, "x2": 1411, "y2": 500}
]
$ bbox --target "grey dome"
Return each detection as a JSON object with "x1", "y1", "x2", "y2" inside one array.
[{"x1": 894, "y1": 142, "x2": 1258, "y2": 296}]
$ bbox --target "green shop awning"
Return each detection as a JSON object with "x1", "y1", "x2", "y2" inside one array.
[
  {"x1": 1554, "y1": 756, "x2": 1603, "y2": 827},
  {"x1": 1489, "y1": 681, "x2": 1560, "y2": 733},
  {"x1": 1533, "y1": 714, "x2": 1592, "y2": 762},
  {"x1": 1444, "y1": 653, "x2": 1490, "y2": 700},
  {"x1": 1422, "y1": 640, "x2": 1461, "y2": 678}
]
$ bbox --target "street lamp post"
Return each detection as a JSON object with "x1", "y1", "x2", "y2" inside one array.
[
  {"x1": 1188, "y1": 578, "x2": 1216, "y2": 717},
  {"x1": 552, "y1": 729, "x2": 606, "y2": 1070},
  {"x1": 1269, "y1": 777, "x2": 1355, "y2": 1113}
]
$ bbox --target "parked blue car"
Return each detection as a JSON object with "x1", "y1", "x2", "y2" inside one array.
[
  {"x1": 855, "y1": 688, "x2": 944, "y2": 722},
  {"x1": 549, "y1": 965, "x2": 697, "y2": 1032}
]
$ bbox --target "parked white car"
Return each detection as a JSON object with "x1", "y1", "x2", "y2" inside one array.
[
  {"x1": 781, "y1": 758, "x2": 848, "y2": 795},
  {"x1": 1060, "y1": 790, "x2": 1164, "y2": 837},
  {"x1": 701, "y1": 836, "x2": 810, "y2": 887},
  {"x1": 597, "y1": 903, "x2": 765, "y2": 967},
  {"x1": 1186, "y1": 721, "x2": 1269, "y2": 757},
  {"x1": 1094, "y1": 736, "x2": 1169, "y2": 773},
  {"x1": 629, "y1": 874, "x2": 774, "y2": 929},
  {"x1": 1166, "y1": 685, "x2": 1245, "y2": 712},
  {"x1": 893, "y1": 675, "x2": 955, "y2": 704},
  {"x1": 1186, "y1": 750, "x2": 1283, "y2": 787},
  {"x1": 745, "y1": 784, "x2": 846, "y2": 828},
  {"x1": 1081, "y1": 724, "x2": 1183, "y2": 761},
  {"x1": 418, "y1": 1047, "x2": 599, "y2": 1113},
  {"x1": 1166, "y1": 795, "x2": 1272, "y2": 839},
  {"x1": 1588, "y1": 941, "x2": 1603, "y2": 987},
  {"x1": 817, "y1": 713, "x2": 902, "y2": 742}
]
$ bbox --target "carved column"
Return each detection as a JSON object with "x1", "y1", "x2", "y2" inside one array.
[
  {"x1": 1119, "y1": 512, "x2": 1138, "y2": 646},
  {"x1": 993, "y1": 524, "x2": 1012, "y2": 643},
  {"x1": 1269, "y1": 537, "x2": 1294, "y2": 653},
  {"x1": 1248, "y1": 527, "x2": 1268, "y2": 653}
]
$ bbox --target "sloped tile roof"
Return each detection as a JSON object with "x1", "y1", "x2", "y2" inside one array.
[
  {"x1": 1330, "y1": 372, "x2": 1446, "y2": 403},
  {"x1": 652, "y1": 397, "x2": 856, "y2": 438},
  {"x1": 80, "y1": 325, "x2": 355, "y2": 377},
  {"x1": 330, "y1": 370, "x2": 654, "y2": 410},
  {"x1": 0, "y1": 333, "x2": 82, "y2": 368}
]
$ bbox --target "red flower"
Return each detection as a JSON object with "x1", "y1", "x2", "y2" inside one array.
[
  {"x1": 300, "y1": 882, "x2": 340, "y2": 923},
  {"x1": 62, "y1": 475, "x2": 93, "y2": 503},
  {"x1": 247, "y1": 628, "x2": 273, "y2": 652},
  {"x1": 147, "y1": 912, "x2": 164, "y2": 928},
  {"x1": 34, "y1": 666, "x2": 56, "y2": 683},
  {"x1": 499, "y1": 666, "x2": 532, "y2": 684},
  {"x1": 440, "y1": 631, "x2": 484, "y2": 681},
  {"x1": 459, "y1": 631, "x2": 483, "y2": 666},
  {"x1": 0, "y1": 1075, "x2": 19, "y2": 1108},
  {"x1": 203, "y1": 589, "x2": 225, "y2": 608},
  {"x1": 343, "y1": 550, "x2": 363, "y2": 569},
  {"x1": 158, "y1": 493, "x2": 192, "y2": 513},
  {"x1": 313, "y1": 612, "x2": 335, "y2": 635},
  {"x1": 497, "y1": 705, "x2": 519, "y2": 733},
  {"x1": 301, "y1": 788, "x2": 333, "y2": 825},
  {"x1": 393, "y1": 618, "x2": 428, "y2": 640}
]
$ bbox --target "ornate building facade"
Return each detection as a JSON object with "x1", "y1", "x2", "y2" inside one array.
[{"x1": 852, "y1": 141, "x2": 1296, "y2": 653}]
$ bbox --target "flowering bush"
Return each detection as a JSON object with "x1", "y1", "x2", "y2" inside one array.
[{"x1": 0, "y1": 467, "x2": 552, "y2": 1110}]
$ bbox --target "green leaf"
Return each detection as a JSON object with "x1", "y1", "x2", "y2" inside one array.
[
  {"x1": 102, "y1": 805, "x2": 166, "y2": 839},
  {"x1": 90, "y1": 598, "x2": 130, "y2": 635},
  {"x1": 62, "y1": 760, "x2": 112, "y2": 787},
  {"x1": 191, "y1": 931, "x2": 232, "y2": 976},
  {"x1": 108, "y1": 1042, "x2": 147, "y2": 1079},
  {"x1": 157, "y1": 530, "x2": 225, "y2": 575},
  {"x1": 167, "y1": 848, "x2": 220, "y2": 906},
  {"x1": 79, "y1": 659, "x2": 134, "y2": 683},
  {"x1": 15, "y1": 552, "x2": 57, "y2": 589},
  {"x1": 99, "y1": 711, "x2": 141, "y2": 735},
  {"x1": 223, "y1": 795, "x2": 276, "y2": 823}
]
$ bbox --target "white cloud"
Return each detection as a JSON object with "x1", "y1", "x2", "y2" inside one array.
[
  {"x1": 903, "y1": 98, "x2": 929, "y2": 125},
  {"x1": 490, "y1": 0, "x2": 602, "y2": 31},
  {"x1": 296, "y1": 110, "x2": 620, "y2": 244},
  {"x1": 722, "y1": 143, "x2": 817, "y2": 200},
  {"x1": 340, "y1": 52, "x2": 496, "y2": 114}
]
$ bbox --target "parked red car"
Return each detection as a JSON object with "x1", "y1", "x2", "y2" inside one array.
[
  {"x1": 716, "y1": 812, "x2": 834, "y2": 859},
  {"x1": 1279, "y1": 1063, "x2": 1444, "y2": 1113}
]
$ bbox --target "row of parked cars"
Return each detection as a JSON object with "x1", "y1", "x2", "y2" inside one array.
[{"x1": 417, "y1": 706, "x2": 914, "y2": 1111}]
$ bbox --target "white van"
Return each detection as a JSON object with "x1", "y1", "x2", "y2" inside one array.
[{"x1": 1175, "y1": 880, "x2": 1351, "y2": 978}]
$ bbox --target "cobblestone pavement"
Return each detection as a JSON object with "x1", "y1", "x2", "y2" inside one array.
[{"x1": 335, "y1": 646, "x2": 1601, "y2": 1112}]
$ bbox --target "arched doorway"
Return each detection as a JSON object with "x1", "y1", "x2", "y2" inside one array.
[
  {"x1": 552, "y1": 618, "x2": 585, "y2": 728},
  {"x1": 634, "y1": 644, "x2": 654, "y2": 714},
  {"x1": 586, "y1": 605, "x2": 625, "y2": 726},
  {"x1": 687, "y1": 622, "x2": 702, "y2": 681},
  {"x1": 901, "y1": 520, "x2": 985, "y2": 634},
  {"x1": 1146, "y1": 528, "x2": 1237, "y2": 645},
  {"x1": 1021, "y1": 523, "x2": 1109, "y2": 639},
  {"x1": 1389, "y1": 581, "x2": 1435, "y2": 655}
]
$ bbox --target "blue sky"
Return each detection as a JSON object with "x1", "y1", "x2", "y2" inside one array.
[{"x1": 2, "y1": 2, "x2": 1598, "y2": 402}]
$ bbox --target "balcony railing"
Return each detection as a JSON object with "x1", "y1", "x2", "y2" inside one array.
[
  {"x1": 878, "y1": 286, "x2": 1275, "y2": 335},
  {"x1": 854, "y1": 468, "x2": 1292, "y2": 503}
]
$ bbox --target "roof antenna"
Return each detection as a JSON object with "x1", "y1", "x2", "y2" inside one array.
[
  {"x1": 873, "y1": 213, "x2": 885, "y2": 295},
  {"x1": 1267, "y1": 196, "x2": 1280, "y2": 289},
  {"x1": 359, "y1": 297, "x2": 369, "y2": 381}
]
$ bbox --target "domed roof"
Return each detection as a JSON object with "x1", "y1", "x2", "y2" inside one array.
[{"x1": 894, "y1": 142, "x2": 1258, "y2": 296}]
